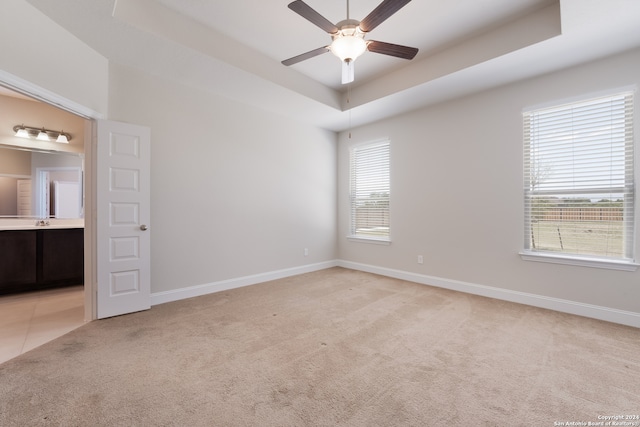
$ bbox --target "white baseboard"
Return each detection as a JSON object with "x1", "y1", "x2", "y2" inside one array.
[
  {"x1": 151, "y1": 260, "x2": 339, "y2": 306},
  {"x1": 337, "y1": 260, "x2": 640, "y2": 328},
  {"x1": 151, "y1": 259, "x2": 640, "y2": 328}
]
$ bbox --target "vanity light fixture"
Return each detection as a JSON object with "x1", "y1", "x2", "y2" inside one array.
[{"x1": 13, "y1": 125, "x2": 72, "y2": 143}]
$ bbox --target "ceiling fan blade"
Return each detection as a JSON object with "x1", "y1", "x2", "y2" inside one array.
[
  {"x1": 359, "y1": 0, "x2": 411, "y2": 32},
  {"x1": 288, "y1": 1, "x2": 338, "y2": 34},
  {"x1": 281, "y1": 46, "x2": 331, "y2": 66},
  {"x1": 367, "y1": 40, "x2": 418, "y2": 60}
]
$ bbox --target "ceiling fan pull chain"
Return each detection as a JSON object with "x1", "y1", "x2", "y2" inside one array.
[{"x1": 347, "y1": 83, "x2": 352, "y2": 139}]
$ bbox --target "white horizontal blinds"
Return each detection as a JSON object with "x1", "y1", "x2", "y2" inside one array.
[
  {"x1": 524, "y1": 92, "x2": 635, "y2": 259},
  {"x1": 350, "y1": 140, "x2": 390, "y2": 238}
]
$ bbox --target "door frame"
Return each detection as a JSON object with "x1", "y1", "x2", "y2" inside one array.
[{"x1": 0, "y1": 70, "x2": 103, "y2": 321}]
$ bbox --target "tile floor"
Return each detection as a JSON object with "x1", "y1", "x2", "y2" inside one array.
[{"x1": 0, "y1": 285, "x2": 85, "y2": 365}]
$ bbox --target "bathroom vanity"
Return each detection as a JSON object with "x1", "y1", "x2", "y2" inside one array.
[{"x1": 0, "y1": 221, "x2": 83, "y2": 295}]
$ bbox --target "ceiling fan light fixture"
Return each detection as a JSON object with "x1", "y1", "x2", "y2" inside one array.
[
  {"x1": 342, "y1": 59, "x2": 355, "y2": 84},
  {"x1": 282, "y1": 0, "x2": 418, "y2": 83},
  {"x1": 330, "y1": 30, "x2": 367, "y2": 62}
]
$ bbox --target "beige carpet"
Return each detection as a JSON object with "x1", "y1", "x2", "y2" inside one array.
[{"x1": 1, "y1": 267, "x2": 639, "y2": 426}]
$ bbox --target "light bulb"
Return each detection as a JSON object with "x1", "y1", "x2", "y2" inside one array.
[
  {"x1": 56, "y1": 132, "x2": 69, "y2": 143},
  {"x1": 15, "y1": 127, "x2": 30, "y2": 138},
  {"x1": 330, "y1": 35, "x2": 367, "y2": 62},
  {"x1": 37, "y1": 129, "x2": 50, "y2": 141}
]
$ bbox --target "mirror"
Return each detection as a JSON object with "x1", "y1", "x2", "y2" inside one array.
[
  {"x1": 0, "y1": 84, "x2": 87, "y2": 221},
  {"x1": 0, "y1": 146, "x2": 83, "y2": 219}
]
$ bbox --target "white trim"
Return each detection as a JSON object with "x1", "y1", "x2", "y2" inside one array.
[
  {"x1": 349, "y1": 139, "x2": 391, "y2": 240},
  {"x1": 151, "y1": 260, "x2": 339, "y2": 306},
  {"x1": 0, "y1": 70, "x2": 103, "y2": 120},
  {"x1": 519, "y1": 251, "x2": 639, "y2": 271},
  {"x1": 337, "y1": 260, "x2": 640, "y2": 328},
  {"x1": 153, "y1": 259, "x2": 640, "y2": 328},
  {"x1": 522, "y1": 84, "x2": 637, "y2": 113},
  {"x1": 346, "y1": 235, "x2": 391, "y2": 245},
  {"x1": 522, "y1": 90, "x2": 636, "y2": 265},
  {"x1": 348, "y1": 137, "x2": 390, "y2": 150},
  {"x1": 0, "y1": 173, "x2": 31, "y2": 179}
]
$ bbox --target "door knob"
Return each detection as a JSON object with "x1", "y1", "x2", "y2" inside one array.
[{"x1": 140, "y1": 224, "x2": 148, "y2": 231}]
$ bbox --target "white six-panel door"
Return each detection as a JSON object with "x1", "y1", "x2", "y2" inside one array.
[{"x1": 96, "y1": 120, "x2": 151, "y2": 319}]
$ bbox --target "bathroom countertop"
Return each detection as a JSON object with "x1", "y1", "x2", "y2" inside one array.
[{"x1": 0, "y1": 219, "x2": 85, "y2": 231}]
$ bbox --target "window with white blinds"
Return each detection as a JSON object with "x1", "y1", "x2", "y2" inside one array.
[
  {"x1": 523, "y1": 91, "x2": 635, "y2": 262},
  {"x1": 349, "y1": 140, "x2": 390, "y2": 241}
]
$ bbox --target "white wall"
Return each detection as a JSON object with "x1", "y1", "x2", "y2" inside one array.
[
  {"x1": 2, "y1": 0, "x2": 337, "y2": 300},
  {"x1": 338, "y1": 48, "x2": 640, "y2": 315},
  {"x1": 0, "y1": 147, "x2": 30, "y2": 176},
  {"x1": 0, "y1": 0, "x2": 108, "y2": 116},
  {"x1": 5, "y1": 0, "x2": 638, "y2": 323},
  {"x1": 108, "y1": 63, "x2": 337, "y2": 294}
]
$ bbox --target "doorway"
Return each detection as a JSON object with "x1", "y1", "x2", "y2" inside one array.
[
  {"x1": 0, "y1": 85, "x2": 92, "y2": 362},
  {"x1": 0, "y1": 75, "x2": 98, "y2": 325},
  {"x1": 1, "y1": 70, "x2": 152, "y2": 328}
]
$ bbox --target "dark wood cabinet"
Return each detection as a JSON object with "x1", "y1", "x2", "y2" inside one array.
[
  {"x1": 0, "y1": 228, "x2": 83, "y2": 295},
  {"x1": 0, "y1": 231, "x2": 37, "y2": 291},
  {"x1": 40, "y1": 228, "x2": 84, "y2": 285}
]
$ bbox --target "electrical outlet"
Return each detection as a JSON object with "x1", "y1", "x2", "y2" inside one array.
[
  {"x1": 417, "y1": 255, "x2": 423, "y2": 264},
  {"x1": 304, "y1": 248, "x2": 309, "y2": 256}
]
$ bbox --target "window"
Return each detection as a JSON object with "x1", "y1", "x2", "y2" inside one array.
[
  {"x1": 349, "y1": 140, "x2": 390, "y2": 242},
  {"x1": 522, "y1": 91, "x2": 635, "y2": 268}
]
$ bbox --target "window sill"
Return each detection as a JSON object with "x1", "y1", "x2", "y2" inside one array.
[
  {"x1": 519, "y1": 251, "x2": 639, "y2": 271},
  {"x1": 347, "y1": 236, "x2": 391, "y2": 245}
]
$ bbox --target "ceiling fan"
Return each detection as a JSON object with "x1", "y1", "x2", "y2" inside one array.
[{"x1": 281, "y1": 0, "x2": 419, "y2": 84}]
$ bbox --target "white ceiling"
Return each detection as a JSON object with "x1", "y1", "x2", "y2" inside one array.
[
  {"x1": 24, "y1": 0, "x2": 640, "y2": 132},
  {"x1": 153, "y1": 0, "x2": 551, "y2": 88}
]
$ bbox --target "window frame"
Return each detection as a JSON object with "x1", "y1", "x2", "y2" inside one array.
[
  {"x1": 347, "y1": 139, "x2": 391, "y2": 244},
  {"x1": 520, "y1": 89, "x2": 638, "y2": 271}
]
